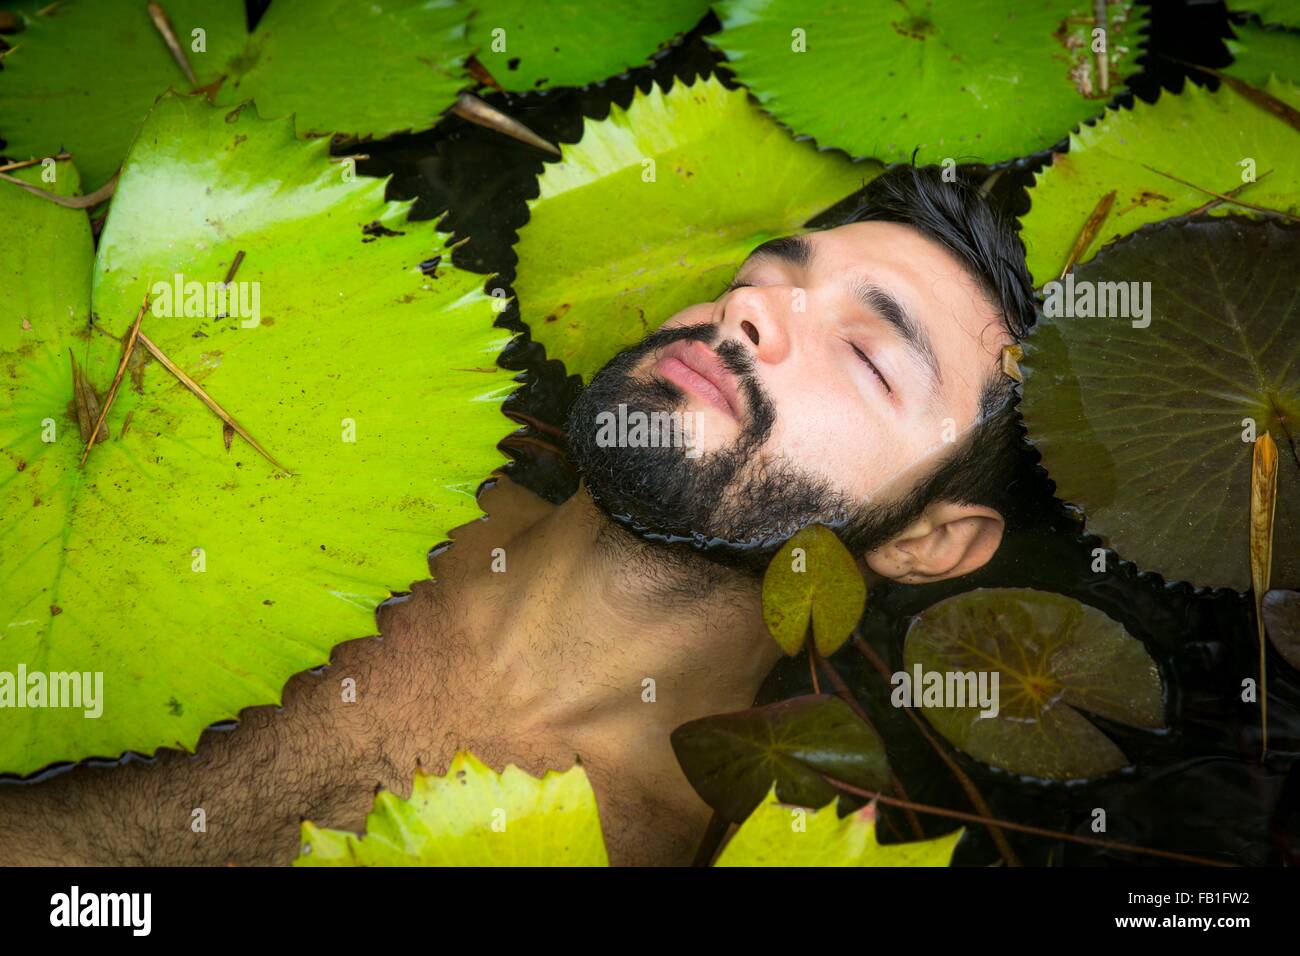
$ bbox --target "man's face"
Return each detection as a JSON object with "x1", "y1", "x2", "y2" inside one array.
[{"x1": 567, "y1": 220, "x2": 1013, "y2": 553}]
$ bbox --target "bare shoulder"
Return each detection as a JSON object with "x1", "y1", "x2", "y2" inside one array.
[{"x1": 0, "y1": 630, "x2": 409, "y2": 866}]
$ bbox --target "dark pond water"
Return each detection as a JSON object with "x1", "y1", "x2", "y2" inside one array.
[{"x1": 2, "y1": 0, "x2": 1292, "y2": 866}]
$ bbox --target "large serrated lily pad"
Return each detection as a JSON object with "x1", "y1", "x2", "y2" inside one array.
[
  {"x1": 0, "y1": 93, "x2": 512, "y2": 776},
  {"x1": 514, "y1": 76, "x2": 873, "y2": 381},
  {"x1": 705, "y1": 0, "x2": 1147, "y2": 164},
  {"x1": 0, "y1": 0, "x2": 475, "y2": 194},
  {"x1": 714, "y1": 786, "x2": 961, "y2": 867},
  {"x1": 0, "y1": 0, "x2": 247, "y2": 191},
  {"x1": 297, "y1": 751, "x2": 610, "y2": 865},
  {"x1": 903, "y1": 588, "x2": 1164, "y2": 780},
  {"x1": 212, "y1": 0, "x2": 472, "y2": 137},
  {"x1": 467, "y1": 0, "x2": 711, "y2": 91},
  {"x1": 297, "y1": 748, "x2": 946, "y2": 866},
  {"x1": 1225, "y1": 20, "x2": 1300, "y2": 85},
  {"x1": 1020, "y1": 217, "x2": 1300, "y2": 591},
  {"x1": 1019, "y1": 78, "x2": 1300, "y2": 286}
]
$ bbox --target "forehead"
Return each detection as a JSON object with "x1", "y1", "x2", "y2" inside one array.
[{"x1": 752, "y1": 220, "x2": 1011, "y2": 417}]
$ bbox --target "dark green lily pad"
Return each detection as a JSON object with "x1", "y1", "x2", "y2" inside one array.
[
  {"x1": 1226, "y1": 0, "x2": 1300, "y2": 28},
  {"x1": 1020, "y1": 217, "x2": 1300, "y2": 591},
  {"x1": 466, "y1": 0, "x2": 712, "y2": 91},
  {"x1": 0, "y1": 0, "x2": 474, "y2": 194},
  {"x1": 903, "y1": 588, "x2": 1165, "y2": 780},
  {"x1": 670, "y1": 694, "x2": 891, "y2": 824},
  {"x1": 1226, "y1": 20, "x2": 1300, "y2": 85},
  {"x1": 705, "y1": 0, "x2": 1147, "y2": 164}
]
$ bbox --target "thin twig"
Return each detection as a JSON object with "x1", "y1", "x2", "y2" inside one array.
[
  {"x1": 222, "y1": 250, "x2": 246, "y2": 286},
  {"x1": 1140, "y1": 163, "x2": 1300, "y2": 223},
  {"x1": 80, "y1": 296, "x2": 149, "y2": 466},
  {"x1": 91, "y1": 320, "x2": 292, "y2": 475},
  {"x1": 1059, "y1": 189, "x2": 1116, "y2": 280},
  {"x1": 1186, "y1": 168, "x2": 1272, "y2": 216},
  {"x1": 0, "y1": 151, "x2": 70, "y2": 174},
  {"x1": 819, "y1": 773, "x2": 1237, "y2": 867},
  {"x1": 1250, "y1": 433, "x2": 1278, "y2": 760},
  {"x1": 813, "y1": 651, "x2": 925, "y2": 841},
  {"x1": 451, "y1": 92, "x2": 561, "y2": 156},
  {"x1": 852, "y1": 634, "x2": 1021, "y2": 866},
  {"x1": 1092, "y1": 0, "x2": 1109, "y2": 96},
  {"x1": 0, "y1": 170, "x2": 118, "y2": 208},
  {"x1": 147, "y1": 1, "x2": 198, "y2": 87}
]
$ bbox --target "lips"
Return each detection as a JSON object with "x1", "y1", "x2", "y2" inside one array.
[{"x1": 655, "y1": 339, "x2": 743, "y2": 419}]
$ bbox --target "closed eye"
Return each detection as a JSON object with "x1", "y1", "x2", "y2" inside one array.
[{"x1": 849, "y1": 341, "x2": 892, "y2": 394}]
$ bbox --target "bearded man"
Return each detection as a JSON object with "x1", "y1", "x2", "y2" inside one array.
[{"x1": 0, "y1": 164, "x2": 1036, "y2": 867}]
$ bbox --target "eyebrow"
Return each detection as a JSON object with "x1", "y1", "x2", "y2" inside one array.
[{"x1": 741, "y1": 233, "x2": 944, "y2": 392}]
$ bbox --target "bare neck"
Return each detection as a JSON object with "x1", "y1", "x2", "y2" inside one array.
[{"x1": 435, "y1": 478, "x2": 784, "y2": 753}]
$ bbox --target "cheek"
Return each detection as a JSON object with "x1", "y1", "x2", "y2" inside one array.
[{"x1": 756, "y1": 376, "x2": 935, "y2": 504}]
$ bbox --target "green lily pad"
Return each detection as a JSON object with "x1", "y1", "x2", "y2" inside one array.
[
  {"x1": 0, "y1": 93, "x2": 512, "y2": 776},
  {"x1": 762, "y1": 524, "x2": 866, "y2": 657},
  {"x1": 0, "y1": 162, "x2": 92, "y2": 347},
  {"x1": 1225, "y1": 20, "x2": 1300, "y2": 85},
  {"x1": 0, "y1": 0, "x2": 475, "y2": 194},
  {"x1": 1019, "y1": 78, "x2": 1300, "y2": 286},
  {"x1": 0, "y1": 0, "x2": 247, "y2": 191},
  {"x1": 212, "y1": 0, "x2": 472, "y2": 137},
  {"x1": 297, "y1": 747, "x2": 950, "y2": 866},
  {"x1": 714, "y1": 785, "x2": 961, "y2": 866},
  {"x1": 705, "y1": 0, "x2": 1147, "y2": 164},
  {"x1": 467, "y1": 0, "x2": 711, "y2": 91},
  {"x1": 514, "y1": 75, "x2": 874, "y2": 382},
  {"x1": 1020, "y1": 217, "x2": 1300, "y2": 591},
  {"x1": 670, "y1": 694, "x2": 890, "y2": 824},
  {"x1": 1227, "y1": 0, "x2": 1300, "y2": 28},
  {"x1": 903, "y1": 588, "x2": 1165, "y2": 780},
  {"x1": 297, "y1": 751, "x2": 610, "y2": 865}
]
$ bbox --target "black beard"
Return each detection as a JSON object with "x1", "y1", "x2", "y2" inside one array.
[{"x1": 565, "y1": 322, "x2": 865, "y2": 570}]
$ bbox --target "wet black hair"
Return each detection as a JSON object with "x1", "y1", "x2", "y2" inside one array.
[{"x1": 828, "y1": 163, "x2": 1037, "y2": 546}]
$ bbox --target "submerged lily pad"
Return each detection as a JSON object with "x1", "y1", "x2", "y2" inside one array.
[
  {"x1": 903, "y1": 588, "x2": 1165, "y2": 780},
  {"x1": 0, "y1": 93, "x2": 512, "y2": 776},
  {"x1": 1020, "y1": 217, "x2": 1300, "y2": 591},
  {"x1": 514, "y1": 76, "x2": 873, "y2": 381},
  {"x1": 1225, "y1": 20, "x2": 1300, "y2": 85},
  {"x1": 467, "y1": 0, "x2": 711, "y2": 91},
  {"x1": 762, "y1": 524, "x2": 866, "y2": 657},
  {"x1": 297, "y1": 751, "x2": 610, "y2": 865},
  {"x1": 0, "y1": 0, "x2": 475, "y2": 194},
  {"x1": 670, "y1": 694, "x2": 890, "y2": 824},
  {"x1": 705, "y1": 0, "x2": 1147, "y2": 164},
  {"x1": 1019, "y1": 78, "x2": 1300, "y2": 285}
]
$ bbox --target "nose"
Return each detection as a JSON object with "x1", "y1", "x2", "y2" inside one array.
[{"x1": 721, "y1": 284, "x2": 792, "y2": 364}]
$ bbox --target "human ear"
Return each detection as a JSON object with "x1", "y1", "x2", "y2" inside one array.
[{"x1": 863, "y1": 501, "x2": 1005, "y2": 584}]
